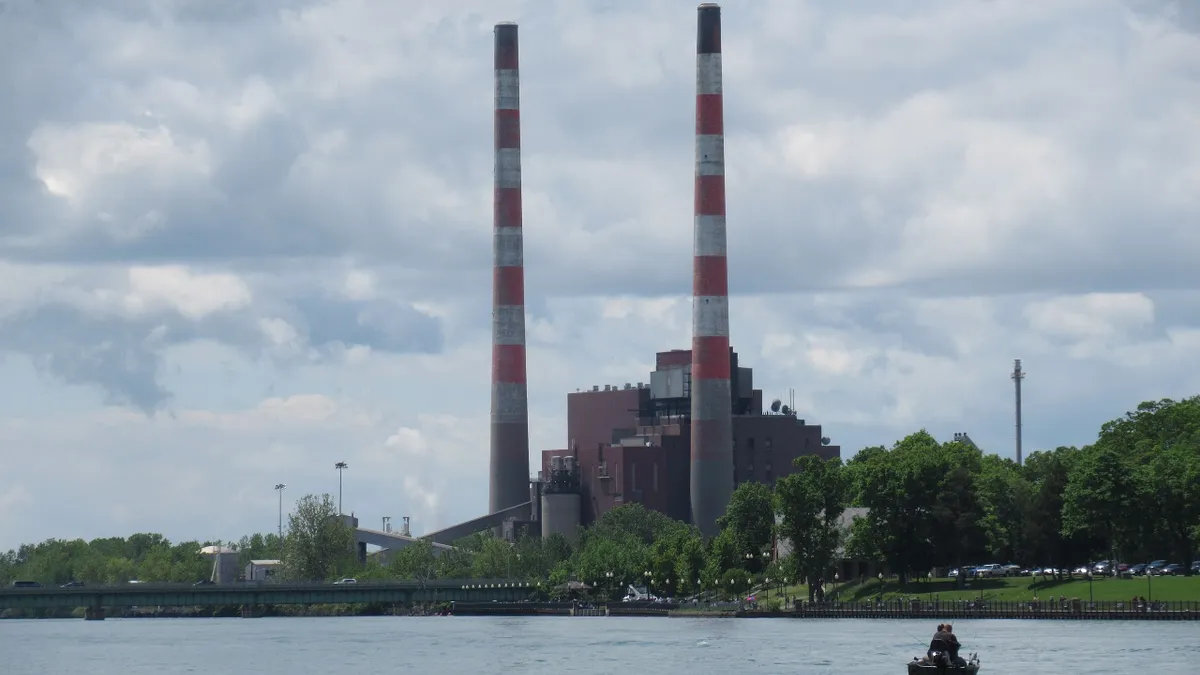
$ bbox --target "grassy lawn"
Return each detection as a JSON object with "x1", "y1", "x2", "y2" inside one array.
[{"x1": 822, "y1": 574, "x2": 1200, "y2": 603}]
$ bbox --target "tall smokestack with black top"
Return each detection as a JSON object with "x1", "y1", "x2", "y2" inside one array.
[
  {"x1": 490, "y1": 22, "x2": 531, "y2": 515},
  {"x1": 689, "y1": 3, "x2": 734, "y2": 538}
]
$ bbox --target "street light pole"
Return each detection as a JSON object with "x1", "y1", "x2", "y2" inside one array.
[
  {"x1": 334, "y1": 462, "x2": 348, "y2": 514},
  {"x1": 274, "y1": 483, "x2": 287, "y2": 539}
]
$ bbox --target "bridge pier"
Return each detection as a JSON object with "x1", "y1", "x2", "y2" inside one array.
[
  {"x1": 240, "y1": 604, "x2": 263, "y2": 619},
  {"x1": 84, "y1": 606, "x2": 105, "y2": 621}
]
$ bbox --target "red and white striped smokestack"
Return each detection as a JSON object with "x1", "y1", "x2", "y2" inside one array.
[
  {"x1": 490, "y1": 22, "x2": 531, "y2": 515},
  {"x1": 690, "y1": 3, "x2": 734, "y2": 538}
]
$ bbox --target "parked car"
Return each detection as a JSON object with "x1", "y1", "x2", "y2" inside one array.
[
  {"x1": 10, "y1": 580, "x2": 41, "y2": 588},
  {"x1": 1127, "y1": 563, "x2": 1148, "y2": 577},
  {"x1": 333, "y1": 578, "x2": 357, "y2": 585},
  {"x1": 193, "y1": 580, "x2": 215, "y2": 586},
  {"x1": 1147, "y1": 560, "x2": 1168, "y2": 574},
  {"x1": 998, "y1": 564, "x2": 1022, "y2": 577},
  {"x1": 60, "y1": 580, "x2": 85, "y2": 588},
  {"x1": 973, "y1": 564, "x2": 1005, "y2": 578},
  {"x1": 1159, "y1": 564, "x2": 1184, "y2": 576}
]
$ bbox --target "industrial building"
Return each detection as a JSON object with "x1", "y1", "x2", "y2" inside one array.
[
  {"x1": 350, "y1": 5, "x2": 843, "y2": 561},
  {"x1": 537, "y1": 348, "x2": 841, "y2": 529},
  {"x1": 244, "y1": 560, "x2": 281, "y2": 582}
]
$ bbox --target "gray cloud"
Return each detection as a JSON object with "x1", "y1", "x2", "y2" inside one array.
[
  {"x1": 1, "y1": 0, "x2": 1199, "y2": 548},
  {"x1": 0, "y1": 276, "x2": 444, "y2": 411}
]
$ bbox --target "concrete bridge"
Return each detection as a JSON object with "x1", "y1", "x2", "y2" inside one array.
[{"x1": 0, "y1": 579, "x2": 538, "y2": 620}]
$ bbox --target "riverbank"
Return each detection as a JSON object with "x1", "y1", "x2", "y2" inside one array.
[
  {"x1": 0, "y1": 602, "x2": 450, "y2": 619},
  {"x1": 795, "y1": 574, "x2": 1200, "y2": 603},
  {"x1": 5, "y1": 594, "x2": 1198, "y2": 620},
  {"x1": 451, "y1": 599, "x2": 1199, "y2": 621}
]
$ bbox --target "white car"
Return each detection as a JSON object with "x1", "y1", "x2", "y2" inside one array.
[
  {"x1": 333, "y1": 578, "x2": 357, "y2": 585},
  {"x1": 973, "y1": 564, "x2": 1005, "y2": 578}
]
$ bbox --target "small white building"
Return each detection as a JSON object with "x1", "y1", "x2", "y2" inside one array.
[{"x1": 244, "y1": 560, "x2": 282, "y2": 582}]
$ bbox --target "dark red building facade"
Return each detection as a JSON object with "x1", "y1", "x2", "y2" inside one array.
[{"x1": 540, "y1": 349, "x2": 841, "y2": 527}]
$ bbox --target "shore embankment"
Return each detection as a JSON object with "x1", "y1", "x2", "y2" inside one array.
[{"x1": 451, "y1": 598, "x2": 1199, "y2": 621}]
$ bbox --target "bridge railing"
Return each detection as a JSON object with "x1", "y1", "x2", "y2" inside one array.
[{"x1": 1, "y1": 578, "x2": 544, "y2": 593}]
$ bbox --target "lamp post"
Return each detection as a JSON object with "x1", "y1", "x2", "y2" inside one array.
[
  {"x1": 334, "y1": 462, "x2": 348, "y2": 514},
  {"x1": 1087, "y1": 571, "x2": 1094, "y2": 605},
  {"x1": 274, "y1": 483, "x2": 286, "y2": 539},
  {"x1": 878, "y1": 572, "x2": 884, "y2": 604},
  {"x1": 834, "y1": 573, "x2": 840, "y2": 602},
  {"x1": 606, "y1": 571, "x2": 614, "y2": 600}
]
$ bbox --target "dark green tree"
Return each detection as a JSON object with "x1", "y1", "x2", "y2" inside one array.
[
  {"x1": 775, "y1": 455, "x2": 849, "y2": 601},
  {"x1": 718, "y1": 481, "x2": 775, "y2": 572},
  {"x1": 279, "y1": 493, "x2": 357, "y2": 581}
]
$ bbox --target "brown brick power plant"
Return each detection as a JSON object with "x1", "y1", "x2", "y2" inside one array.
[{"x1": 378, "y1": 6, "x2": 840, "y2": 555}]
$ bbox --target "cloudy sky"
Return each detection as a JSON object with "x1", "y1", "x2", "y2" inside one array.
[{"x1": 1, "y1": 0, "x2": 1197, "y2": 551}]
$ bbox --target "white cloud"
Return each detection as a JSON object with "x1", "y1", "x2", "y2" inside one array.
[
  {"x1": 1025, "y1": 293, "x2": 1156, "y2": 340},
  {"x1": 124, "y1": 266, "x2": 253, "y2": 320},
  {"x1": 28, "y1": 122, "x2": 212, "y2": 208}
]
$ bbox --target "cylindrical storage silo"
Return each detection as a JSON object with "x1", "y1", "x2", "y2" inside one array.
[{"x1": 540, "y1": 492, "x2": 581, "y2": 546}]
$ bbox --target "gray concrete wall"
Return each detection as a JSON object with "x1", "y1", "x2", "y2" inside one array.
[{"x1": 541, "y1": 493, "x2": 581, "y2": 545}]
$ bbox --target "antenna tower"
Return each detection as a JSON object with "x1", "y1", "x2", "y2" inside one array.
[{"x1": 1011, "y1": 359, "x2": 1025, "y2": 465}]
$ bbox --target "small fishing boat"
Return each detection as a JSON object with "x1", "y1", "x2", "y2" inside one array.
[{"x1": 907, "y1": 652, "x2": 980, "y2": 674}]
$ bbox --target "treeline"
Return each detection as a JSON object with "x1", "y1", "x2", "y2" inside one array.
[
  {"x1": 845, "y1": 397, "x2": 1200, "y2": 581},
  {"x1": 4, "y1": 397, "x2": 1197, "y2": 596},
  {"x1": 0, "y1": 532, "x2": 281, "y2": 587}
]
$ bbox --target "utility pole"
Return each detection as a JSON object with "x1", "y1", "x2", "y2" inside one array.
[
  {"x1": 274, "y1": 483, "x2": 287, "y2": 539},
  {"x1": 1012, "y1": 359, "x2": 1025, "y2": 466},
  {"x1": 335, "y1": 462, "x2": 348, "y2": 514}
]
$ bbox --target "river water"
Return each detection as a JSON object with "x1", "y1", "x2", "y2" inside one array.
[{"x1": 3, "y1": 616, "x2": 1196, "y2": 674}]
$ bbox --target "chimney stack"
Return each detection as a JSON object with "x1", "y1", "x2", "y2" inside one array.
[
  {"x1": 689, "y1": 3, "x2": 734, "y2": 538},
  {"x1": 489, "y1": 22, "x2": 531, "y2": 515}
]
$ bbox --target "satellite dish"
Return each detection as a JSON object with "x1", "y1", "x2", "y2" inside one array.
[
  {"x1": 821, "y1": 437, "x2": 831, "y2": 446},
  {"x1": 781, "y1": 405, "x2": 791, "y2": 416},
  {"x1": 770, "y1": 399, "x2": 782, "y2": 413}
]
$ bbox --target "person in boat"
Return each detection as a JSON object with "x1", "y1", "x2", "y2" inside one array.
[
  {"x1": 924, "y1": 624, "x2": 954, "y2": 665},
  {"x1": 943, "y1": 624, "x2": 966, "y2": 667}
]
